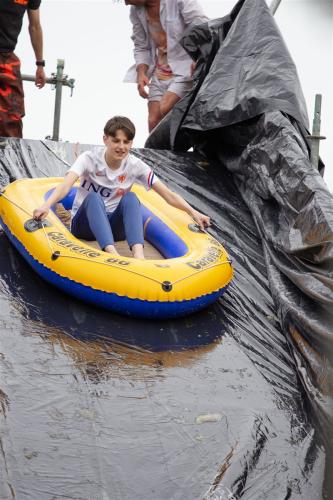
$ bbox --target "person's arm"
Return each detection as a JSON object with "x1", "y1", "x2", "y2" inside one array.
[
  {"x1": 152, "y1": 180, "x2": 210, "y2": 230},
  {"x1": 27, "y1": 8, "x2": 46, "y2": 89},
  {"x1": 129, "y1": 8, "x2": 152, "y2": 98},
  {"x1": 136, "y1": 64, "x2": 149, "y2": 99},
  {"x1": 33, "y1": 171, "x2": 79, "y2": 220}
]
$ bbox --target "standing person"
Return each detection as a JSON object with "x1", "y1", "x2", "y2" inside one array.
[
  {"x1": 0, "y1": 0, "x2": 46, "y2": 138},
  {"x1": 33, "y1": 116, "x2": 210, "y2": 259},
  {"x1": 124, "y1": 0, "x2": 208, "y2": 132}
]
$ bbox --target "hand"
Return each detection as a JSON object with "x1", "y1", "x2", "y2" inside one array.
[
  {"x1": 192, "y1": 210, "x2": 211, "y2": 231},
  {"x1": 33, "y1": 204, "x2": 49, "y2": 220},
  {"x1": 137, "y1": 72, "x2": 149, "y2": 99},
  {"x1": 190, "y1": 61, "x2": 197, "y2": 76},
  {"x1": 35, "y1": 67, "x2": 46, "y2": 89}
]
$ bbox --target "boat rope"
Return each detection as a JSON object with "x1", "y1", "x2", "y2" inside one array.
[
  {"x1": 41, "y1": 223, "x2": 56, "y2": 255},
  {"x1": 0, "y1": 192, "x2": 59, "y2": 257},
  {"x1": 170, "y1": 260, "x2": 232, "y2": 286},
  {"x1": 194, "y1": 222, "x2": 226, "y2": 249},
  {"x1": 50, "y1": 252, "x2": 231, "y2": 288},
  {"x1": 52, "y1": 253, "x2": 166, "y2": 286},
  {"x1": 0, "y1": 192, "x2": 32, "y2": 218},
  {"x1": 0, "y1": 192, "x2": 232, "y2": 290}
]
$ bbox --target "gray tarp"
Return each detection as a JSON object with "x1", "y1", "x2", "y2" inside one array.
[
  {"x1": 0, "y1": 138, "x2": 328, "y2": 498},
  {"x1": 0, "y1": 0, "x2": 332, "y2": 497},
  {"x1": 146, "y1": 0, "x2": 333, "y2": 495}
]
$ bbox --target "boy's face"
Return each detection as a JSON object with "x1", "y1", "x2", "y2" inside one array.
[{"x1": 103, "y1": 129, "x2": 133, "y2": 162}]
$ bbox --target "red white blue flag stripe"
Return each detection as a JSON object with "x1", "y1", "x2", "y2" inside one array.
[{"x1": 147, "y1": 171, "x2": 155, "y2": 188}]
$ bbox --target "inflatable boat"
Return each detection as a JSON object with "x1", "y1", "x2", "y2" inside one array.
[{"x1": 0, "y1": 178, "x2": 233, "y2": 319}]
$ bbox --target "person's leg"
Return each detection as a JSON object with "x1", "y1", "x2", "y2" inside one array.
[
  {"x1": 148, "y1": 101, "x2": 162, "y2": 132},
  {"x1": 110, "y1": 192, "x2": 145, "y2": 258},
  {"x1": 0, "y1": 53, "x2": 24, "y2": 138},
  {"x1": 147, "y1": 75, "x2": 165, "y2": 132},
  {"x1": 159, "y1": 78, "x2": 193, "y2": 119},
  {"x1": 71, "y1": 192, "x2": 118, "y2": 253},
  {"x1": 159, "y1": 91, "x2": 181, "y2": 119}
]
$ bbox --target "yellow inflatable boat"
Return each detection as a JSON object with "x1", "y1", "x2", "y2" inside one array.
[{"x1": 0, "y1": 178, "x2": 233, "y2": 318}]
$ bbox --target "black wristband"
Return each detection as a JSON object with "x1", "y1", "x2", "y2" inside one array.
[{"x1": 36, "y1": 60, "x2": 45, "y2": 67}]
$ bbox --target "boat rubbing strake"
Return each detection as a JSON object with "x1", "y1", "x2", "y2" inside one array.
[{"x1": 0, "y1": 178, "x2": 233, "y2": 318}]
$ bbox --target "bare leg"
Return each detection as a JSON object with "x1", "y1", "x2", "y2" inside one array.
[
  {"x1": 132, "y1": 243, "x2": 145, "y2": 259},
  {"x1": 159, "y1": 91, "x2": 181, "y2": 118},
  {"x1": 148, "y1": 101, "x2": 162, "y2": 132}
]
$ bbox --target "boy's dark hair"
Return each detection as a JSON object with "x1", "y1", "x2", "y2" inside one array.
[{"x1": 104, "y1": 116, "x2": 136, "y2": 140}]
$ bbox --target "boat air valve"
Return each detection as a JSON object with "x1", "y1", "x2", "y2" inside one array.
[
  {"x1": 24, "y1": 218, "x2": 52, "y2": 232},
  {"x1": 162, "y1": 281, "x2": 173, "y2": 292},
  {"x1": 51, "y1": 251, "x2": 60, "y2": 261}
]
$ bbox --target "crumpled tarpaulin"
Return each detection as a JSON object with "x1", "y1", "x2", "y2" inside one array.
[
  {"x1": 0, "y1": 0, "x2": 331, "y2": 495},
  {"x1": 0, "y1": 138, "x2": 328, "y2": 499},
  {"x1": 146, "y1": 0, "x2": 333, "y2": 493}
]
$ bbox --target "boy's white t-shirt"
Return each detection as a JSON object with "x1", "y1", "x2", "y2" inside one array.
[{"x1": 68, "y1": 147, "x2": 159, "y2": 218}]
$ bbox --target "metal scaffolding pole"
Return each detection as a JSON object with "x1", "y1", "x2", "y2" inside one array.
[
  {"x1": 21, "y1": 58, "x2": 75, "y2": 141},
  {"x1": 53, "y1": 59, "x2": 64, "y2": 141},
  {"x1": 268, "y1": 1, "x2": 326, "y2": 169},
  {"x1": 307, "y1": 94, "x2": 326, "y2": 169},
  {"x1": 270, "y1": 0, "x2": 283, "y2": 15}
]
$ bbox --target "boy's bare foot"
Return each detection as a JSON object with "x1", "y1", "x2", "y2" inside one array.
[
  {"x1": 104, "y1": 244, "x2": 119, "y2": 255},
  {"x1": 132, "y1": 243, "x2": 145, "y2": 259}
]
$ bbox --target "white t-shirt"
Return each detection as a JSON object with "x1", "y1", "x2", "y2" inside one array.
[{"x1": 68, "y1": 148, "x2": 159, "y2": 218}]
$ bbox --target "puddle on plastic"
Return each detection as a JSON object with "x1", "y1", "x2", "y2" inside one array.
[{"x1": 0, "y1": 235, "x2": 325, "y2": 500}]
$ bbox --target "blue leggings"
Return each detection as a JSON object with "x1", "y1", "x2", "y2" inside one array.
[{"x1": 71, "y1": 192, "x2": 144, "y2": 250}]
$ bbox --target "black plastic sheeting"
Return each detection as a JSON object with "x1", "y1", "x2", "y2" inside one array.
[
  {"x1": 146, "y1": 0, "x2": 333, "y2": 494},
  {"x1": 0, "y1": 138, "x2": 329, "y2": 498}
]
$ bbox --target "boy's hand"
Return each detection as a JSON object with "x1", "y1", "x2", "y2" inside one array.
[
  {"x1": 192, "y1": 210, "x2": 211, "y2": 231},
  {"x1": 33, "y1": 204, "x2": 49, "y2": 220}
]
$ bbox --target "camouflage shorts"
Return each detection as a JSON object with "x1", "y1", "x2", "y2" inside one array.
[{"x1": 0, "y1": 52, "x2": 24, "y2": 138}]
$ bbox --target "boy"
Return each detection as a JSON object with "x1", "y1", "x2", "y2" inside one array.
[{"x1": 33, "y1": 116, "x2": 210, "y2": 259}]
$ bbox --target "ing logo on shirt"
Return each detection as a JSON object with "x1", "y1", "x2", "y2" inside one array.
[
  {"x1": 118, "y1": 174, "x2": 126, "y2": 183},
  {"x1": 81, "y1": 179, "x2": 132, "y2": 200}
]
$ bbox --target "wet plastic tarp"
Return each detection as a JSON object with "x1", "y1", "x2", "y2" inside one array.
[
  {"x1": 146, "y1": 0, "x2": 333, "y2": 494},
  {"x1": 0, "y1": 138, "x2": 328, "y2": 499},
  {"x1": 0, "y1": 0, "x2": 332, "y2": 496}
]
